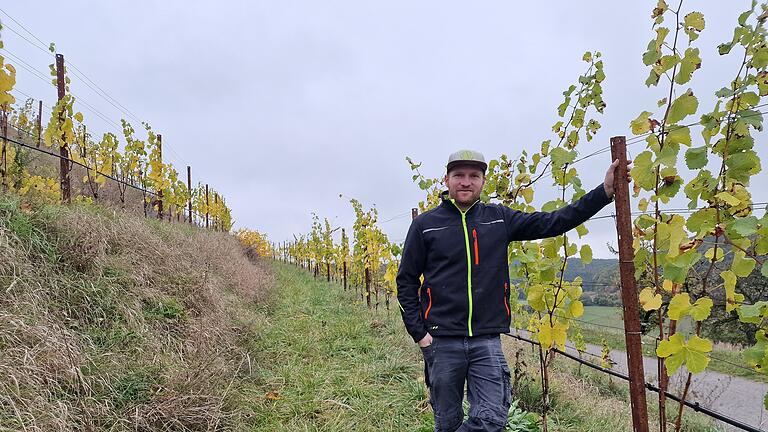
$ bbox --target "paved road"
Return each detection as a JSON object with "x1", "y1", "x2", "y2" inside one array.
[{"x1": 506, "y1": 330, "x2": 768, "y2": 432}]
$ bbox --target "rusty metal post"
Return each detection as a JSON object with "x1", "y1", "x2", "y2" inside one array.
[
  {"x1": 611, "y1": 136, "x2": 649, "y2": 432},
  {"x1": 342, "y1": 228, "x2": 348, "y2": 290},
  {"x1": 139, "y1": 169, "x2": 148, "y2": 218},
  {"x1": 36, "y1": 100, "x2": 42, "y2": 147},
  {"x1": 343, "y1": 261, "x2": 347, "y2": 290},
  {"x1": 214, "y1": 193, "x2": 220, "y2": 231},
  {"x1": 1, "y1": 106, "x2": 7, "y2": 189},
  {"x1": 55, "y1": 54, "x2": 71, "y2": 203},
  {"x1": 365, "y1": 266, "x2": 371, "y2": 309},
  {"x1": 81, "y1": 124, "x2": 87, "y2": 158},
  {"x1": 205, "y1": 183, "x2": 210, "y2": 229},
  {"x1": 186, "y1": 166, "x2": 193, "y2": 225},
  {"x1": 156, "y1": 134, "x2": 164, "y2": 219}
]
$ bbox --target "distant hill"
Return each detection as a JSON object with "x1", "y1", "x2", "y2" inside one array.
[
  {"x1": 512, "y1": 257, "x2": 621, "y2": 306},
  {"x1": 564, "y1": 257, "x2": 621, "y2": 306},
  {"x1": 563, "y1": 257, "x2": 619, "y2": 288}
]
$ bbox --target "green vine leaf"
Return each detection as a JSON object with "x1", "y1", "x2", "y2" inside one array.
[
  {"x1": 631, "y1": 151, "x2": 657, "y2": 191},
  {"x1": 668, "y1": 293, "x2": 713, "y2": 321},
  {"x1": 538, "y1": 319, "x2": 568, "y2": 351},
  {"x1": 666, "y1": 90, "x2": 699, "y2": 124},
  {"x1": 738, "y1": 302, "x2": 768, "y2": 325},
  {"x1": 639, "y1": 287, "x2": 662, "y2": 311},
  {"x1": 721, "y1": 270, "x2": 744, "y2": 313},
  {"x1": 657, "y1": 333, "x2": 713, "y2": 375},
  {"x1": 579, "y1": 244, "x2": 593, "y2": 265},
  {"x1": 631, "y1": 111, "x2": 654, "y2": 135},
  {"x1": 667, "y1": 126, "x2": 692, "y2": 147},
  {"x1": 731, "y1": 252, "x2": 757, "y2": 277},
  {"x1": 569, "y1": 300, "x2": 585, "y2": 318},
  {"x1": 743, "y1": 330, "x2": 768, "y2": 373},
  {"x1": 683, "y1": 12, "x2": 705, "y2": 42},
  {"x1": 684, "y1": 146, "x2": 708, "y2": 169},
  {"x1": 728, "y1": 216, "x2": 759, "y2": 238},
  {"x1": 643, "y1": 27, "x2": 671, "y2": 67},
  {"x1": 675, "y1": 48, "x2": 702, "y2": 84}
]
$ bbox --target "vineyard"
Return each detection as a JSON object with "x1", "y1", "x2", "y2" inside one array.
[
  {"x1": 2, "y1": 1, "x2": 768, "y2": 432},
  {"x1": 270, "y1": 2, "x2": 768, "y2": 431},
  {"x1": 0, "y1": 30, "x2": 232, "y2": 230}
]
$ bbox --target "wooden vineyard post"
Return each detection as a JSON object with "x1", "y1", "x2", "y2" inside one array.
[
  {"x1": 37, "y1": 100, "x2": 42, "y2": 148},
  {"x1": 81, "y1": 125, "x2": 87, "y2": 158},
  {"x1": 610, "y1": 136, "x2": 649, "y2": 432},
  {"x1": 214, "y1": 193, "x2": 219, "y2": 231},
  {"x1": 156, "y1": 134, "x2": 164, "y2": 219},
  {"x1": 205, "y1": 183, "x2": 210, "y2": 229},
  {"x1": 1, "y1": 106, "x2": 7, "y2": 189},
  {"x1": 140, "y1": 169, "x2": 148, "y2": 218},
  {"x1": 342, "y1": 228, "x2": 348, "y2": 291},
  {"x1": 343, "y1": 261, "x2": 347, "y2": 291},
  {"x1": 56, "y1": 54, "x2": 71, "y2": 203},
  {"x1": 186, "y1": 166, "x2": 193, "y2": 224},
  {"x1": 365, "y1": 265, "x2": 371, "y2": 309}
]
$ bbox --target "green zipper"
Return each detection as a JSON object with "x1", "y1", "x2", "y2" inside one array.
[{"x1": 450, "y1": 199, "x2": 478, "y2": 337}]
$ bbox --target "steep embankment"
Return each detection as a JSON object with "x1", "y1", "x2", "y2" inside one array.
[{"x1": 0, "y1": 194, "x2": 271, "y2": 431}]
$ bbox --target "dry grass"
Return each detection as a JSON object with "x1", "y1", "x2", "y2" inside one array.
[{"x1": 0, "y1": 193, "x2": 273, "y2": 431}]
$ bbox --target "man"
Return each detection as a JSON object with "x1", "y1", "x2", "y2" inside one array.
[{"x1": 396, "y1": 149, "x2": 626, "y2": 431}]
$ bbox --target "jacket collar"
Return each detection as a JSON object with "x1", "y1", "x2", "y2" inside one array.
[{"x1": 440, "y1": 190, "x2": 480, "y2": 215}]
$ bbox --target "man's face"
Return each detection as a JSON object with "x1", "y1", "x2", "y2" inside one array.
[{"x1": 444, "y1": 165, "x2": 485, "y2": 207}]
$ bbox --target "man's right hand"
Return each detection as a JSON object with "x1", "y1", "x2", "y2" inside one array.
[{"x1": 418, "y1": 333, "x2": 433, "y2": 348}]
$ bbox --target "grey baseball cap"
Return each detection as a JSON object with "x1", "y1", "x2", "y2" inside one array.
[{"x1": 447, "y1": 149, "x2": 487, "y2": 173}]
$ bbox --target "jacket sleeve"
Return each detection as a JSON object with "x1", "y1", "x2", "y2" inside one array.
[
  {"x1": 502, "y1": 183, "x2": 612, "y2": 241},
  {"x1": 396, "y1": 217, "x2": 428, "y2": 343}
]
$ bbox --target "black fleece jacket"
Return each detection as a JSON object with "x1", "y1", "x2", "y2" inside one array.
[{"x1": 396, "y1": 184, "x2": 612, "y2": 343}]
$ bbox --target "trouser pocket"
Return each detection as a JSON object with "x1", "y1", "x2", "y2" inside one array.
[
  {"x1": 501, "y1": 362, "x2": 511, "y2": 410},
  {"x1": 420, "y1": 339, "x2": 437, "y2": 388}
]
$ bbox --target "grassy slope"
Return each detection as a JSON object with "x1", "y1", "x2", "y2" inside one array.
[{"x1": 0, "y1": 193, "x2": 272, "y2": 431}]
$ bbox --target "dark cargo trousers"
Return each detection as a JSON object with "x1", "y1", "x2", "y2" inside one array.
[{"x1": 421, "y1": 334, "x2": 511, "y2": 432}]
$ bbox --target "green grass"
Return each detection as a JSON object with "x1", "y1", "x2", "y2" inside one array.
[
  {"x1": 236, "y1": 263, "x2": 432, "y2": 431},
  {"x1": 579, "y1": 306, "x2": 624, "y2": 328}
]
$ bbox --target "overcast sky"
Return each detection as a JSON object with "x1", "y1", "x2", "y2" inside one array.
[{"x1": 2, "y1": 1, "x2": 766, "y2": 258}]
